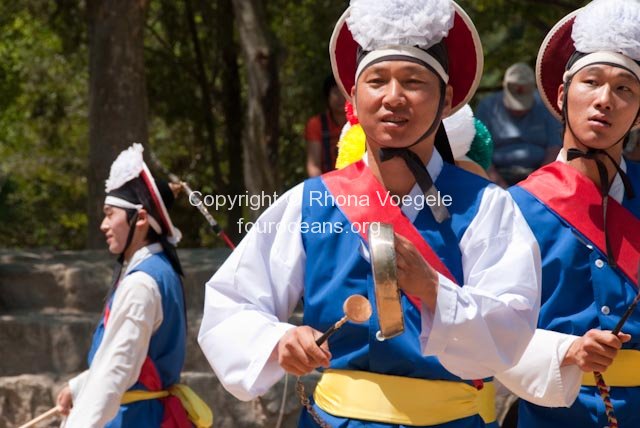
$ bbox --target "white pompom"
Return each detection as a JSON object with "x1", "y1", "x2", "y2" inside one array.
[
  {"x1": 443, "y1": 104, "x2": 475, "y2": 160},
  {"x1": 573, "y1": 0, "x2": 640, "y2": 60},
  {"x1": 347, "y1": 0, "x2": 454, "y2": 51},
  {"x1": 105, "y1": 143, "x2": 145, "y2": 192}
]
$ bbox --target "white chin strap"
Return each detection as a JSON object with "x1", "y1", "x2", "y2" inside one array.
[
  {"x1": 563, "y1": 51, "x2": 640, "y2": 82},
  {"x1": 355, "y1": 45, "x2": 449, "y2": 83},
  {"x1": 104, "y1": 196, "x2": 163, "y2": 235}
]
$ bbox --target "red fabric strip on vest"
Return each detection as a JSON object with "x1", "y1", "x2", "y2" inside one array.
[
  {"x1": 322, "y1": 160, "x2": 458, "y2": 310},
  {"x1": 103, "y1": 303, "x2": 191, "y2": 427},
  {"x1": 519, "y1": 161, "x2": 639, "y2": 286},
  {"x1": 103, "y1": 307, "x2": 162, "y2": 391},
  {"x1": 323, "y1": 161, "x2": 485, "y2": 390}
]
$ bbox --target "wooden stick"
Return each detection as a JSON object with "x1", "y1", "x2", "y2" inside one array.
[
  {"x1": 593, "y1": 262, "x2": 640, "y2": 428},
  {"x1": 18, "y1": 406, "x2": 60, "y2": 428},
  {"x1": 315, "y1": 316, "x2": 348, "y2": 347}
]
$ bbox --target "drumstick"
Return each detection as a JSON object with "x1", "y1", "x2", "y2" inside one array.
[{"x1": 18, "y1": 406, "x2": 60, "y2": 428}]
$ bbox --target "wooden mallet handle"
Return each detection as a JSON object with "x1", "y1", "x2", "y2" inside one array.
[{"x1": 17, "y1": 406, "x2": 60, "y2": 428}]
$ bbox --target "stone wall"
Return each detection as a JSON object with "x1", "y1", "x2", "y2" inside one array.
[
  {"x1": 0, "y1": 249, "x2": 314, "y2": 428},
  {"x1": 0, "y1": 249, "x2": 516, "y2": 427}
]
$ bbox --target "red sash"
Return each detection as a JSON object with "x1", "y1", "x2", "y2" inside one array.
[
  {"x1": 322, "y1": 160, "x2": 458, "y2": 309},
  {"x1": 104, "y1": 305, "x2": 191, "y2": 427},
  {"x1": 323, "y1": 161, "x2": 486, "y2": 390},
  {"x1": 519, "y1": 161, "x2": 639, "y2": 286}
]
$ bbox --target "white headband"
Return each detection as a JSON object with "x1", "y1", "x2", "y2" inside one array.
[
  {"x1": 355, "y1": 45, "x2": 449, "y2": 83},
  {"x1": 564, "y1": 51, "x2": 640, "y2": 83},
  {"x1": 104, "y1": 195, "x2": 163, "y2": 235}
]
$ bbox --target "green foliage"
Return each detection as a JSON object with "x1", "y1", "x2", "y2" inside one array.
[
  {"x1": 0, "y1": 2, "x2": 88, "y2": 249},
  {"x1": 0, "y1": 0, "x2": 591, "y2": 249},
  {"x1": 269, "y1": 0, "x2": 348, "y2": 190},
  {"x1": 144, "y1": 0, "x2": 243, "y2": 247},
  {"x1": 459, "y1": 0, "x2": 588, "y2": 95}
]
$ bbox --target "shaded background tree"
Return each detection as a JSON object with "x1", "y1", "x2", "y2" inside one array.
[
  {"x1": 0, "y1": 2, "x2": 88, "y2": 248},
  {"x1": 0, "y1": 0, "x2": 587, "y2": 250},
  {"x1": 86, "y1": 0, "x2": 149, "y2": 248},
  {"x1": 460, "y1": 0, "x2": 586, "y2": 92},
  {"x1": 233, "y1": 0, "x2": 279, "y2": 205}
]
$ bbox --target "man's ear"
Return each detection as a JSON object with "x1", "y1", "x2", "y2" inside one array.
[
  {"x1": 557, "y1": 83, "x2": 565, "y2": 113},
  {"x1": 633, "y1": 108, "x2": 640, "y2": 130},
  {"x1": 350, "y1": 85, "x2": 357, "y2": 117},
  {"x1": 135, "y1": 208, "x2": 149, "y2": 228},
  {"x1": 440, "y1": 85, "x2": 454, "y2": 119}
]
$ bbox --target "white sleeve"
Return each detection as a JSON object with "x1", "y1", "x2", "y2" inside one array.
[
  {"x1": 65, "y1": 272, "x2": 163, "y2": 428},
  {"x1": 496, "y1": 329, "x2": 582, "y2": 407},
  {"x1": 421, "y1": 184, "x2": 542, "y2": 379},
  {"x1": 198, "y1": 184, "x2": 306, "y2": 401},
  {"x1": 68, "y1": 370, "x2": 89, "y2": 401}
]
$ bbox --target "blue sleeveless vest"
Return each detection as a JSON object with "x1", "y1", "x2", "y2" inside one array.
[
  {"x1": 87, "y1": 252, "x2": 186, "y2": 428},
  {"x1": 510, "y1": 161, "x2": 640, "y2": 428},
  {"x1": 299, "y1": 164, "x2": 497, "y2": 428}
]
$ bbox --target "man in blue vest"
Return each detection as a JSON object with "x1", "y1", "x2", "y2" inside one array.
[
  {"x1": 199, "y1": 0, "x2": 541, "y2": 426},
  {"x1": 497, "y1": 1, "x2": 640, "y2": 427},
  {"x1": 56, "y1": 144, "x2": 191, "y2": 427}
]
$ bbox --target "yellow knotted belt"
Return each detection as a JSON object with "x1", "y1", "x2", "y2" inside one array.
[
  {"x1": 121, "y1": 384, "x2": 213, "y2": 428},
  {"x1": 582, "y1": 349, "x2": 640, "y2": 387},
  {"x1": 313, "y1": 369, "x2": 496, "y2": 426}
]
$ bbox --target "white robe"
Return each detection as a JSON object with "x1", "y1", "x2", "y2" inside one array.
[
  {"x1": 66, "y1": 244, "x2": 164, "y2": 428},
  {"x1": 495, "y1": 152, "x2": 628, "y2": 408},
  {"x1": 198, "y1": 151, "x2": 542, "y2": 401}
]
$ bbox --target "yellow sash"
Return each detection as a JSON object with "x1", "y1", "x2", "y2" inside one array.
[
  {"x1": 121, "y1": 384, "x2": 213, "y2": 428},
  {"x1": 313, "y1": 369, "x2": 496, "y2": 426},
  {"x1": 582, "y1": 349, "x2": 640, "y2": 387},
  {"x1": 121, "y1": 390, "x2": 169, "y2": 404}
]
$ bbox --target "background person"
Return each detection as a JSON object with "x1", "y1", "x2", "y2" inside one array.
[
  {"x1": 477, "y1": 62, "x2": 562, "y2": 187},
  {"x1": 305, "y1": 75, "x2": 347, "y2": 177}
]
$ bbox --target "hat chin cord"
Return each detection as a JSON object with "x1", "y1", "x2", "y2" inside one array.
[
  {"x1": 109, "y1": 211, "x2": 140, "y2": 290},
  {"x1": 562, "y1": 77, "x2": 637, "y2": 267},
  {"x1": 372, "y1": 78, "x2": 452, "y2": 223}
]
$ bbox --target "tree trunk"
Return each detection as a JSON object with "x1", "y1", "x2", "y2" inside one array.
[
  {"x1": 184, "y1": 0, "x2": 224, "y2": 192},
  {"x1": 217, "y1": 0, "x2": 245, "y2": 243},
  {"x1": 231, "y1": 0, "x2": 279, "y2": 211},
  {"x1": 86, "y1": 0, "x2": 149, "y2": 248}
]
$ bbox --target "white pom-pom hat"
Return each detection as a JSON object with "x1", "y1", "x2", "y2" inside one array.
[
  {"x1": 104, "y1": 143, "x2": 181, "y2": 245},
  {"x1": 536, "y1": 0, "x2": 640, "y2": 120},
  {"x1": 330, "y1": 0, "x2": 483, "y2": 115},
  {"x1": 443, "y1": 104, "x2": 475, "y2": 159}
]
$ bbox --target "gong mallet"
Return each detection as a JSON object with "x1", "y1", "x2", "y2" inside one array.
[
  {"x1": 296, "y1": 296, "x2": 373, "y2": 428},
  {"x1": 593, "y1": 262, "x2": 640, "y2": 428},
  {"x1": 149, "y1": 151, "x2": 236, "y2": 249},
  {"x1": 315, "y1": 295, "x2": 373, "y2": 346}
]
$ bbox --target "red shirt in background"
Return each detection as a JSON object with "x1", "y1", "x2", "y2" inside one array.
[{"x1": 304, "y1": 111, "x2": 343, "y2": 173}]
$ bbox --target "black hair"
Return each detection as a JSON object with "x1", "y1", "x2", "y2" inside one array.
[
  {"x1": 107, "y1": 176, "x2": 183, "y2": 276},
  {"x1": 426, "y1": 42, "x2": 449, "y2": 74},
  {"x1": 355, "y1": 41, "x2": 450, "y2": 82},
  {"x1": 322, "y1": 74, "x2": 337, "y2": 101},
  {"x1": 565, "y1": 51, "x2": 585, "y2": 71}
]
